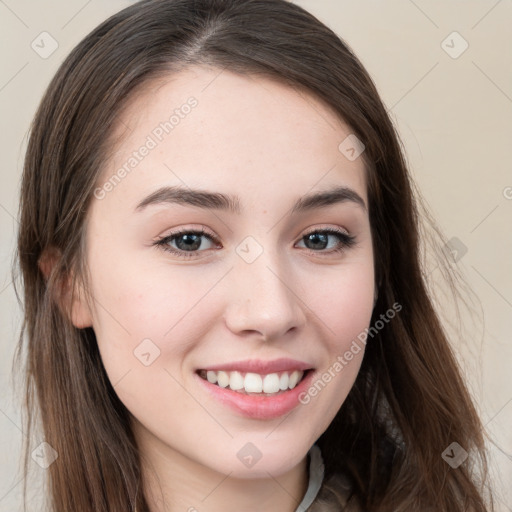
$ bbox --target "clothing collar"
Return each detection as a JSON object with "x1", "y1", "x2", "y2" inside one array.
[{"x1": 294, "y1": 444, "x2": 324, "y2": 512}]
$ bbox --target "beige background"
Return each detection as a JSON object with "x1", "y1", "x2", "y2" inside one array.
[{"x1": 0, "y1": 0, "x2": 511, "y2": 510}]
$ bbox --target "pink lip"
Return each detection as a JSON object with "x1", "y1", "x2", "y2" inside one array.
[
  {"x1": 194, "y1": 368, "x2": 315, "y2": 420},
  {"x1": 198, "y1": 358, "x2": 312, "y2": 374}
]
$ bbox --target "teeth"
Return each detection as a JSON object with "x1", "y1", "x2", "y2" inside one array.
[
  {"x1": 289, "y1": 370, "x2": 301, "y2": 388},
  {"x1": 244, "y1": 373, "x2": 263, "y2": 393},
  {"x1": 229, "y1": 371, "x2": 244, "y2": 391},
  {"x1": 263, "y1": 373, "x2": 280, "y2": 393},
  {"x1": 217, "y1": 371, "x2": 229, "y2": 388},
  {"x1": 200, "y1": 369, "x2": 306, "y2": 395},
  {"x1": 279, "y1": 373, "x2": 289, "y2": 390}
]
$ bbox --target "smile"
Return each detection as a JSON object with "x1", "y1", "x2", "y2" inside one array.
[
  {"x1": 197, "y1": 369, "x2": 307, "y2": 396},
  {"x1": 194, "y1": 359, "x2": 316, "y2": 420}
]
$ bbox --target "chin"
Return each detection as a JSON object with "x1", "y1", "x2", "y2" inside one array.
[{"x1": 212, "y1": 440, "x2": 310, "y2": 479}]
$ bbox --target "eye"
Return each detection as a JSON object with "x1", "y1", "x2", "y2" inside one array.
[
  {"x1": 153, "y1": 228, "x2": 220, "y2": 258},
  {"x1": 296, "y1": 228, "x2": 356, "y2": 254},
  {"x1": 153, "y1": 226, "x2": 357, "y2": 259}
]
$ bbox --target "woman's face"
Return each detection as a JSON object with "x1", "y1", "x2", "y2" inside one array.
[{"x1": 78, "y1": 66, "x2": 374, "y2": 478}]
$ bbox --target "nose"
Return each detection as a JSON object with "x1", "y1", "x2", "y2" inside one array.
[{"x1": 223, "y1": 247, "x2": 307, "y2": 341}]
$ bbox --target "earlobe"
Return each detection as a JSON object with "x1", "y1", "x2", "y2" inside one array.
[
  {"x1": 38, "y1": 247, "x2": 93, "y2": 329},
  {"x1": 69, "y1": 282, "x2": 93, "y2": 328}
]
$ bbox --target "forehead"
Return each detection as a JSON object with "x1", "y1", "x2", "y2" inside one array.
[{"x1": 98, "y1": 65, "x2": 368, "y2": 209}]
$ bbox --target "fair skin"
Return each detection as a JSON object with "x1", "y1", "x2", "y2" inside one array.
[{"x1": 69, "y1": 66, "x2": 375, "y2": 512}]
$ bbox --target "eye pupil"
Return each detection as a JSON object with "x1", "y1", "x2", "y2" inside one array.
[
  {"x1": 176, "y1": 234, "x2": 202, "y2": 251},
  {"x1": 305, "y1": 233, "x2": 328, "y2": 250}
]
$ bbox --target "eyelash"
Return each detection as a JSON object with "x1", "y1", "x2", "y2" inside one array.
[{"x1": 153, "y1": 227, "x2": 357, "y2": 259}]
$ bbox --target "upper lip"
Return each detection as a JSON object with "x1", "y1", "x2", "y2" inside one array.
[{"x1": 198, "y1": 358, "x2": 313, "y2": 374}]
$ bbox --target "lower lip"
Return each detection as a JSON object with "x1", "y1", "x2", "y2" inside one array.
[{"x1": 195, "y1": 370, "x2": 315, "y2": 420}]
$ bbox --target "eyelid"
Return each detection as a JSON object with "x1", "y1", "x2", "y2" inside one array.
[
  {"x1": 154, "y1": 225, "x2": 218, "y2": 243},
  {"x1": 300, "y1": 225, "x2": 350, "y2": 237}
]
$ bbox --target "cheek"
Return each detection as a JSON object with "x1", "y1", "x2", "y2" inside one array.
[
  {"x1": 86, "y1": 260, "x2": 214, "y2": 434},
  {"x1": 308, "y1": 258, "x2": 375, "y2": 347},
  {"x1": 86, "y1": 250, "x2": 228, "y2": 382},
  {"x1": 298, "y1": 261, "x2": 374, "y2": 420}
]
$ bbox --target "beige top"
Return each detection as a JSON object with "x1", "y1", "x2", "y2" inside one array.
[{"x1": 307, "y1": 472, "x2": 362, "y2": 511}]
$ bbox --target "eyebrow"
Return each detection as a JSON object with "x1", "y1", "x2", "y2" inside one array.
[{"x1": 135, "y1": 185, "x2": 367, "y2": 214}]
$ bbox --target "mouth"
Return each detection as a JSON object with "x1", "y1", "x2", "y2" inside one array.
[
  {"x1": 196, "y1": 368, "x2": 311, "y2": 397},
  {"x1": 194, "y1": 358, "x2": 316, "y2": 419}
]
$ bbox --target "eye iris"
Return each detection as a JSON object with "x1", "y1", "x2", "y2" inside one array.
[
  {"x1": 175, "y1": 234, "x2": 202, "y2": 251},
  {"x1": 305, "y1": 232, "x2": 328, "y2": 250}
]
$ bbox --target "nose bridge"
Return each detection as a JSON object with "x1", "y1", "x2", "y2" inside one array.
[{"x1": 224, "y1": 236, "x2": 305, "y2": 339}]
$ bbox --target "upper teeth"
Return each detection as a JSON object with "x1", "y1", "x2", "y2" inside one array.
[{"x1": 202, "y1": 370, "x2": 304, "y2": 394}]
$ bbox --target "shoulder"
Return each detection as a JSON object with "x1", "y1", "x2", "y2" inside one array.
[{"x1": 308, "y1": 471, "x2": 363, "y2": 512}]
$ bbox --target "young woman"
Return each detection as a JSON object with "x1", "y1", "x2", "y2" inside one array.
[{"x1": 15, "y1": 0, "x2": 495, "y2": 510}]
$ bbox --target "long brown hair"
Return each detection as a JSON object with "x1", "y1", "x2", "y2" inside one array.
[{"x1": 14, "y1": 0, "x2": 494, "y2": 510}]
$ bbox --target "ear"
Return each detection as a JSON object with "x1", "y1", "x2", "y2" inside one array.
[{"x1": 38, "y1": 247, "x2": 93, "y2": 329}]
